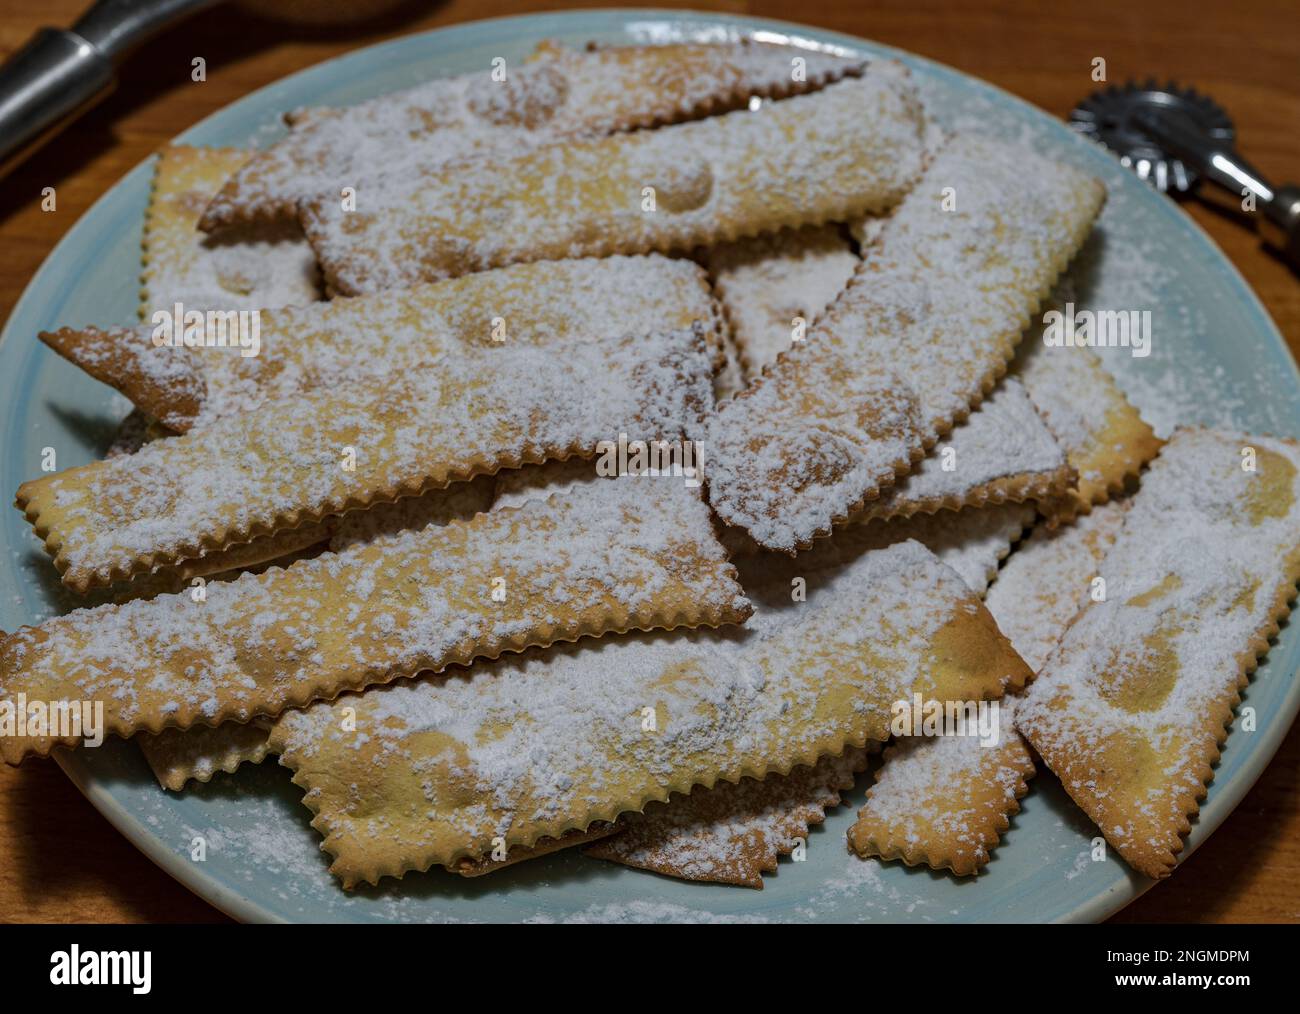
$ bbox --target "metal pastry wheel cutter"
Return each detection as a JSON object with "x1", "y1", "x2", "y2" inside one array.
[{"x1": 1071, "y1": 80, "x2": 1300, "y2": 270}]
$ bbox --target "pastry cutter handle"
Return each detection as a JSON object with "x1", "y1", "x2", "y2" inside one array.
[
  {"x1": 0, "y1": 0, "x2": 222, "y2": 178},
  {"x1": 1135, "y1": 106, "x2": 1300, "y2": 269}
]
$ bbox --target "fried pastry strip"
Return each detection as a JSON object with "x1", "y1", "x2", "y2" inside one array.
[
  {"x1": 847, "y1": 502, "x2": 1128, "y2": 875},
  {"x1": 703, "y1": 133, "x2": 1105, "y2": 551},
  {"x1": 1015, "y1": 335, "x2": 1162, "y2": 518},
  {"x1": 1, "y1": 479, "x2": 747, "y2": 763},
  {"x1": 134, "y1": 478, "x2": 497, "y2": 789},
  {"x1": 847, "y1": 696, "x2": 1037, "y2": 876},
  {"x1": 586, "y1": 747, "x2": 870, "y2": 888},
  {"x1": 200, "y1": 40, "x2": 865, "y2": 231},
  {"x1": 851, "y1": 378, "x2": 1071, "y2": 524},
  {"x1": 139, "y1": 721, "x2": 274, "y2": 792},
  {"x1": 706, "y1": 224, "x2": 859, "y2": 381},
  {"x1": 589, "y1": 497, "x2": 1032, "y2": 890},
  {"x1": 143, "y1": 145, "x2": 320, "y2": 320},
  {"x1": 271, "y1": 538, "x2": 1029, "y2": 887},
  {"x1": 1018, "y1": 428, "x2": 1300, "y2": 877},
  {"x1": 19, "y1": 326, "x2": 712, "y2": 589},
  {"x1": 302, "y1": 67, "x2": 928, "y2": 295},
  {"x1": 44, "y1": 255, "x2": 717, "y2": 432}
]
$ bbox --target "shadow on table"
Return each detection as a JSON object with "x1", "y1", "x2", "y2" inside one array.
[
  {"x1": 1110, "y1": 705, "x2": 1300, "y2": 923},
  {"x1": 0, "y1": 0, "x2": 445, "y2": 232},
  {"x1": 6, "y1": 757, "x2": 231, "y2": 921}
]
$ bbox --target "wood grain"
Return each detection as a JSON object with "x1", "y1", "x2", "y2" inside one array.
[{"x1": 1, "y1": 0, "x2": 1297, "y2": 924}]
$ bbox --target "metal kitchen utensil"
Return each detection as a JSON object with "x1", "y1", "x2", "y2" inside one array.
[
  {"x1": 1072, "y1": 80, "x2": 1300, "y2": 269},
  {"x1": 0, "y1": 0, "x2": 222, "y2": 177},
  {"x1": 0, "y1": 0, "x2": 411, "y2": 178}
]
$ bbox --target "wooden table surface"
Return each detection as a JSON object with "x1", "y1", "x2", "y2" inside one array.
[{"x1": 1, "y1": 0, "x2": 1298, "y2": 924}]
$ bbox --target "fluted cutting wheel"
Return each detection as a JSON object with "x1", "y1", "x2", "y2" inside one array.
[{"x1": 1070, "y1": 80, "x2": 1235, "y2": 193}]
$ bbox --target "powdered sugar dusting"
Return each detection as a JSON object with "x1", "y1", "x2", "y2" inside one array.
[
  {"x1": 586, "y1": 748, "x2": 867, "y2": 887},
  {"x1": 202, "y1": 41, "x2": 865, "y2": 229},
  {"x1": 849, "y1": 694, "x2": 1035, "y2": 875},
  {"x1": 707, "y1": 224, "x2": 858, "y2": 379},
  {"x1": 143, "y1": 146, "x2": 319, "y2": 318},
  {"x1": 986, "y1": 502, "x2": 1129, "y2": 672},
  {"x1": 21, "y1": 326, "x2": 714, "y2": 585},
  {"x1": 93, "y1": 255, "x2": 714, "y2": 429},
  {"x1": 303, "y1": 68, "x2": 927, "y2": 294},
  {"x1": 705, "y1": 132, "x2": 1103, "y2": 550},
  {"x1": 1, "y1": 478, "x2": 745, "y2": 762},
  {"x1": 1015, "y1": 302, "x2": 1160, "y2": 507},
  {"x1": 271, "y1": 540, "x2": 1012, "y2": 883},
  {"x1": 1018, "y1": 428, "x2": 1300, "y2": 874},
  {"x1": 860, "y1": 378, "x2": 1067, "y2": 519},
  {"x1": 881, "y1": 504, "x2": 1036, "y2": 597},
  {"x1": 591, "y1": 494, "x2": 1028, "y2": 886}
]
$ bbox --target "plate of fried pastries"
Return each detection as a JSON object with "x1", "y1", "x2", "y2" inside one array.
[{"x1": 1, "y1": 9, "x2": 1298, "y2": 923}]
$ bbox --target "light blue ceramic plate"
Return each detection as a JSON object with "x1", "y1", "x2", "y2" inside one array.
[{"x1": 2, "y1": 9, "x2": 1298, "y2": 923}]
